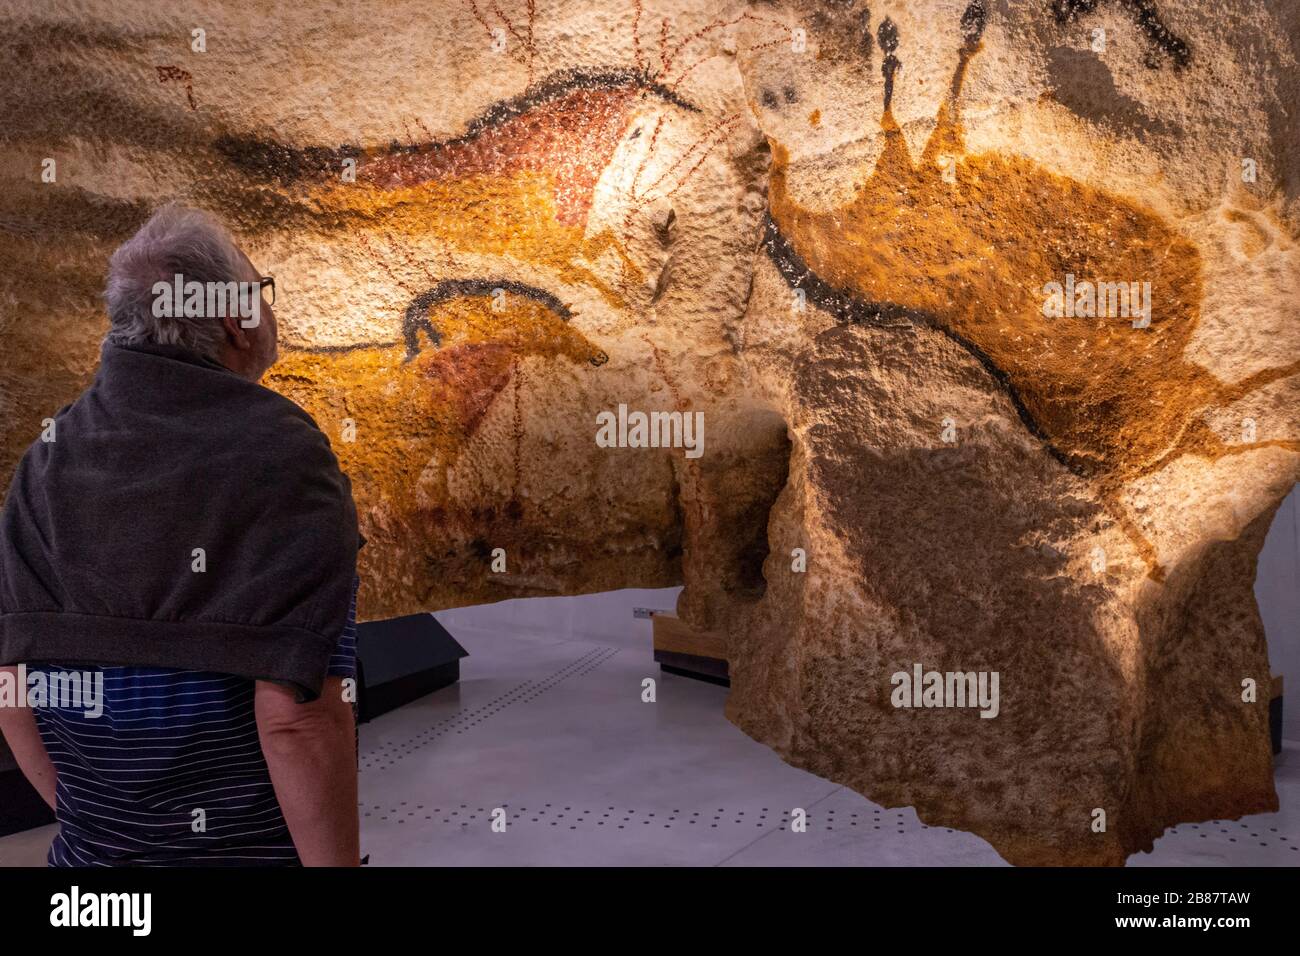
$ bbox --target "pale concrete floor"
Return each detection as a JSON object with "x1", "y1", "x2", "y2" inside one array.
[{"x1": 2, "y1": 621, "x2": 1298, "y2": 866}]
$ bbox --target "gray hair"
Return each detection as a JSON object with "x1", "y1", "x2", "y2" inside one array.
[{"x1": 104, "y1": 203, "x2": 246, "y2": 359}]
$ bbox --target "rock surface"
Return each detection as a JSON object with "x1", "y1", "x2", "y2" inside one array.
[{"x1": 1, "y1": 0, "x2": 1296, "y2": 864}]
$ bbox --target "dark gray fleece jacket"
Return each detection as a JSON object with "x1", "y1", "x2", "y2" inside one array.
[{"x1": 0, "y1": 341, "x2": 359, "y2": 701}]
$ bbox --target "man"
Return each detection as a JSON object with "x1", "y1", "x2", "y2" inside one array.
[{"x1": 0, "y1": 204, "x2": 361, "y2": 866}]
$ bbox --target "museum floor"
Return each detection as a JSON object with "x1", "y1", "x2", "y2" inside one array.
[{"x1": 1, "y1": 612, "x2": 1297, "y2": 867}]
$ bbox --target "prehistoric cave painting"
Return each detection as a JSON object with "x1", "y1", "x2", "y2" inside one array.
[
  {"x1": 218, "y1": 64, "x2": 727, "y2": 528},
  {"x1": 3, "y1": 0, "x2": 1298, "y2": 866},
  {"x1": 758, "y1": 0, "x2": 1300, "y2": 578},
  {"x1": 401, "y1": 278, "x2": 604, "y2": 364},
  {"x1": 216, "y1": 66, "x2": 713, "y2": 311},
  {"x1": 1051, "y1": 0, "x2": 1191, "y2": 68},
  {"x1": 172, "y1": 2, "x2": 796, "y2": 610},
  {"x1": 213, "y1": 33, "x2": 778, "y2": 530},
  {"x1": 463, "y1": 0, "x2": 543, "y2": 83},
  {"x1": 267, "y1": 283, "x2": 606, "y2": 516}
]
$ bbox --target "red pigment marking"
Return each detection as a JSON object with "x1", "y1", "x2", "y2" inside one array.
[
  {"x1": 633, "y1": 0, "x2": 643, "y2": 70},
  {"x1": 735, "y1": 13, "x2": 803, "y2": 64},
  {"x1": 631, "y1": 115, "x2": 663, "y2": 198},
  {"x1": 640, "y1": 113, "x2": 738, "y2": 196},
  {"x1": 650, "y1": 10, "x2": 791, "y2": 91},
  {"x1": 464, "y1": 0, "x2": 528, "y2": 67},
  {"x1": 743, "y1": 37, "x2": 789, "y2": 56},
  {"x1": 642, "y1": 335, "x2": 684, "y2": 411},
  {"x1": 511, "y1": 363, "x2": 526, "y2": 499},
  {"x1": 620, "y1": 114, "x2": 739, "y2": 242},
  {"x1": 419, "y1": 341, "x2": 516, "y2": 436},
  {"x1": 662, "y1": 11, "x2": 748, "y2": 76},
  {"x1": 525, "y1": 0, "x2": 537, "y2": 83},
  {"x1": 155, "y1": 65, "x2": 196, "y2": 111},
  {"x1": 669, "y1": 54, "x2": 718, "y2": 93},
  {"x1": 492, "y1": 1, "x2": 532, "y2": 69},
  {"x1": 356, "y1": 233, "x2": 421, "y2": 297}
]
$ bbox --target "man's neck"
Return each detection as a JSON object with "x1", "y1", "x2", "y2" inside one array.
[{"x1": 216, "y1": 348, "x2": 261, "y2": 383}]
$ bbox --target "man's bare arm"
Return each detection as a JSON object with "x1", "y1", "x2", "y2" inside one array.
[
  {"x1": 0, "y1": 667, "x2": 57, "y2": 810},
  {"x1": 255, "y1": 676, "x2": 359, "y2": 866}
]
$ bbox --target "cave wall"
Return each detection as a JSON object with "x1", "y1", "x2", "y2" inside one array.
[{"x1": 1, "y1": 0, "x2": 1298, "y2": 865}]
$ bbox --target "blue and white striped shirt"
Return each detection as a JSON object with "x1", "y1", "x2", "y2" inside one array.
[{"x1": 30, "y1": 580, "x2": 357, "y2": 867}]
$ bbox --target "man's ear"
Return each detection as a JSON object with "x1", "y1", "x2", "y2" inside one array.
[{"x1": 221, "y1": 312, "x2": 251, "y2": 350}]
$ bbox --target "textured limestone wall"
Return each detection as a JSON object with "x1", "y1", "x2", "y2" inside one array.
[{"x1": 1, "y1": 0, "x2": 1297, "y2": 864}]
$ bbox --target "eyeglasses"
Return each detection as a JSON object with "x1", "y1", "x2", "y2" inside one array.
[{"x1": 259, "y1": 275, "x2": 276, "y2": 305}]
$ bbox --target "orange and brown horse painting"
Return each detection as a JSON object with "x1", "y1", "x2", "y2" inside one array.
[
  {"x1": 216, "y1": 67, "x2": 706, "y2": 313},
  {"x1": 211, "y1": 68, "x2": 710, "y2": 522}
]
